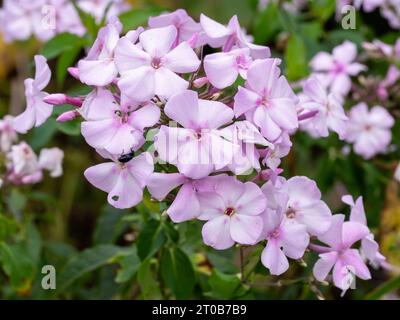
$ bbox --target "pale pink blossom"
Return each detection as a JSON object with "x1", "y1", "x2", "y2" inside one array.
[
  {"x1": 262, "y1": 176, "x2": 332, "y2": 236},
  {"x1": 200, "y1": 14, "x2": 270, "y2": 59},
  {"x1": 198, "y1": 176, "x2": 266, "y2": 250},
  {"x1": 78, "y1": 18, "x2": 122, "y2": 86},
  {"x1": 234, "y1": 58, "x2": 299, "y2": 141},
  {"x1": 0, "y1": 115, "x2": 18, "y2": 152},
  {"x1": 81, "y1": 88, "x2": 160, "y2": 155},
  {"x1": 310, "y1": 41, "x2": 366, "y2": 97},
  {"x1": 345, "y1": 103, "x2": 394, "y2": 159},
  {"x1": 148, "y1": 9, "x2": 201, "y2": 45},
  {"x1": 260, "y1": 207, "x2": 309, "y2": 275},
  {"x1": 13, "y1": 55, "x2": 53, "y2": 134},
  {"x1": 38, "y1": 147, "x2": 64, "y2": 177},
  {"x1": 204, "y1": 48, "x2": 252, "y2": 89},
  {"x1": 262, "y1": 133, "x2": 291, "y2": 170},
  {"x1": 299, "y1": 76, "x2": 348, "y2": 139},
  {"x1": 342, "y1": 195, "x2": 386, "y2": 268},
  {"x1": 116, "y1": 25, "x2": 200, "y2": 102},
  {"x1": 313, "y1": 214, "x2": 371, "y2": 294},
  {"x1": 154, "y1": 90, "x2": 238, "y2": 179},
  {"x1": 84, "y1": 151, "x2": 154, "y2": 209},
  {"x1": 147, "y1": 173, "x2": 225, "y2": 222},
  {"x1": 220, "y1": 121, "x2": 272, "y2": 175}
]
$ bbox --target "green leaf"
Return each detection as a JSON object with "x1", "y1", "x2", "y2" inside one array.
[
  {"x1": 28, "y1": 118, "x2": 58, "y2": 150},
  {"x1": 0, "y1": 242, "x2": 36, "y2": 292},
  {"x1": 119, "y1": 7, "x2": 165, "y2": 33},
  {"x1": 160, "y1": 247, "x2": 195, "y2": 299},
  {"x1": 72, "y1": 2, "x2": 99, "y2": 41},
  {"x1": 206, "y1": 269, "x2": 247, "y2": 299},
  {"x1": 0, "y1": 214, "x2": 19, "y2": 241},
  {"x1": 41, "y1": 33, "x2": 84, "y2": 59},
  {"x1": 93, "y1": 205, "x2": 125, "y2": 245},
  {"x1": 253, "y1": 3, "x2": 281, "y2": 43},
  {"x1": 56, "y1": 119, "x2": 81, "y2": 136},
  {"x1": 137, "y1": 258, "x2": 162, "y2": 299},
  {"x1": 56, "y1": 46, "x2": 82, "y2": 86},
  {"x1": 137, "y1": 218, "x2": 166, "y2": 261},
  {"x1": 115, "y1": 248, "x2": 140, "y2": 284},
  {"x1": 285, "y1": 33, "x2": 307, "y2": 81},
  {"x1": 57, "y1": 244, "x2": 121, "y2": 290},
  {"x1": 365, "y1": 275, "x2": 400, "y2": 300}
]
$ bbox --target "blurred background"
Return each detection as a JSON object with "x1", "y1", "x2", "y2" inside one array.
[{"x1": 0, "y1": 0, "x2": 399, "y2": 300}]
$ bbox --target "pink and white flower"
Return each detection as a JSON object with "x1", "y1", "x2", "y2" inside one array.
[
  {"x1": 81, "y1": 88, "x2": 160, "y2": 155},
  {"x1": 147, "y1": 173, "x2": 225, "y2": 222},
  {"x1": 342, "y1": 195, "x2": 386, "y2": 268},
  {"x1": 84, "y1": 150, "x2": 154, "y2": 209},
  {"x1": 313, "y1": 214, "x2": 371, "y2": 294},
  {"x1": 78, "y1": 18, "x2": 122, "y2": 86},
  {"x1": 299, "y1": 76, "x2": 348, "y2": 139},
  {"x1": 260, "y1": 207, "x2": 310, "y2": 275},
  {"x1": 198, "y1": 176, "x2": 266, "y2": 250},
  {"x1": 344, "y1": 103, "x2": 394, "y2": 159},
  {"x1": 116, "y1": 25, "x2": 200, "y2": 102},
  {"x1": 262, "y1": 176, "x2": 332, "y2": 236},
  {"x1": 13, "y1": 55, "x2": 53, "y2": 134},
  {"x1": 204, "y1": 48, "x2": 252, "y2": 89},
  {"x1": 234, "y1": 58, "x2": 299, "y2": 141},
  {"x1": 310, "y1": 41, "x2": 366, "y2": 97},
  {"x1": 154, "y1": 90, "x2": 238, "y2": 179},
  {"x1": 38, "y1": 147, "x2": 64, "y2": 177},
  {"x1": 148, "y1": 9, "x2": 201, "y2": 45},
  {"x1": 0, "y1": 115, "x2": 18, "y2": 152},
  {"x1": 200, "y1": 14, "x2": 270, "y2": 59}
]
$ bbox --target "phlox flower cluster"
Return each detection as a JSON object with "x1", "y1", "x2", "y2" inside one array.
[
  {"x1": 10, "y1": 9, "x2": 385, "y2": 293},
  {"x1": 0, "y1": 115, "x2": 63, "y2": 188},
  {"x1": 0, "y1": 0, "x2": 129, "y2": 43}
]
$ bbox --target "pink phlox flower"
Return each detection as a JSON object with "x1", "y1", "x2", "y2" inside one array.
[
  {"x1": 38, "y1": 147, "x2": 64, "y2": 178},
  {"x1": 198, "y1": 175, "x2": 266, "y2": 250},
  {"x1": 84, "y1": 150, "x2": 154, "y2": 209},
  {"x1": 204, "y1": 48, "x2": 252, "y2": 89},
  {"x1": 13, "y1": 55, "x2": 53, "y2": 134},
  {"x1": 313, "y1": 214, "x2": 371, "y2": 295},
  {"x1": 260, "y1": 206, "x2": 310, "y2": 275},
  {"x1": 219, "y1": 120, "x2": 273, "y2": 175},
  {"x1": 299, "y1": 76, "x2": 348, "y2": 139},
  {"x1": 78, "y1": 17, "x2": 122, "y2": 86},
  {"x1": 148, "y1": 9, "x2": 201, "y2": 46},
  {"x1": 262, "y1": 176, "x2": 332, "y2": 236},
  {"x1": 234, "y1": 58, "x2": 299, "y2": 141},
  {"x1": 78, "y1": 0, "x2": 130, "y2": 23},
  {"x1": 310, "y1": 41, "x2": 366, "y2": 97},
  {"x1": 147, "y1": 173, "x2": 227, "y2": 222},
  {"x1": 344, "y1": 103, "x2": 394, "y2": 159},
  {"x1": 262, "y1": 132, "x2": 292, "y2": 170},
  {"x1": 342, "y1": 195, "x2": 386, "y2": 268},
  {"x1": 81, "y1": 88, "x2": 160, "y2": 155},
  {"x1": 116, "y1": 25, "x2": 200, "y2": 102},
  {"x1": 0, "y1": 115, "x2": 18, "y2": 152},
  {"x1": 200, "y1": 14, "x2": 270, "y2": 59},
  {"x1": 154, "y1": 90, "x2": 238, "y2": 179}
]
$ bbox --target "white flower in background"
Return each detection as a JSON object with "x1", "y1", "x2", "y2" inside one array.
[
  {"x1": 8, "y1": 141, "x2": 39, "y2": 176},
  {"x1": 0, "y1": 115, "x2": 18, "y2": 152},
  {"x1": 38, "y1": 147, "x2": 64, "y2": 177}
]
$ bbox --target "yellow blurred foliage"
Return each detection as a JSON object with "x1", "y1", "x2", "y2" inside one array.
[
  {"x1": 0, "y1": 35, "x2": 16, "y2": 80},
  {"x1": 380, "y1": 180, "x2": 400, "y2": 267}
]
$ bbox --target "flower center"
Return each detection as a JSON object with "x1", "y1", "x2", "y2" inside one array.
[
  {"x1": 114, "y1": 110, "x2": 130, "y2": 123},
  {"x1": 224, "y1": 207, "x2": 236, "y2": 216},
  {"x1": 151, "y1": 57, "x2": 162, "y2": 69},
  {"x1": 286, "y1": 207, "x2": 296, "y2": 219},
  {"x1": 270, "y1": 229, "x2": 280, "y2": 239}
]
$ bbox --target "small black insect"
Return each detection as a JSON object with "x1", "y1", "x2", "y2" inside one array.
[{"x1": 118, "y1": 151, "x2": 135, "y2": 163}]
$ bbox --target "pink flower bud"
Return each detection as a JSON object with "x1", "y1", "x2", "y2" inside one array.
[
  {"x1": 44, "y1": 94, "x2": 83, "y2": 107},
  {"x1": 67, "y1": 67, "x2": 80, "y2": 80},
  {"x1": 56, "y1": 110, "x2": 80, "y2": 122},
  {"x1": 193, "y1": 77, "x2": 209, "y2": 88}
]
